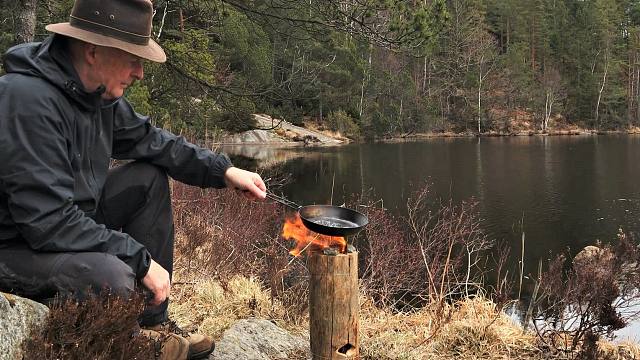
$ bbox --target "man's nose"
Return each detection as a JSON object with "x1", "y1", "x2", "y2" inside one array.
[{"x1": 132, "y1": 61, "x2": 144, "y2": 80}]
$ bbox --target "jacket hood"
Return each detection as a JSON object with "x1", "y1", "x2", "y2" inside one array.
[{"x1": 2, "y1": 34, "x2": 104, "y2": 110}]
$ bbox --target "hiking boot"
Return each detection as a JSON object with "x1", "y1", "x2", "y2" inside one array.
[
  {"x1": 140, "y1": 328, "x2": 190, "y2": 360},
  {"x1": 146, "y1": 320, "x2": 215, "y2": 360}
]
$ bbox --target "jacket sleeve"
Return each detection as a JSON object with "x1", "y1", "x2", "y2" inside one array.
[
  {"x1": 0, "y1": 91, "x2": 151, "y2": 279},
  {"x1": 111, "y1": 99, "x2": 233, "y2": 189}
]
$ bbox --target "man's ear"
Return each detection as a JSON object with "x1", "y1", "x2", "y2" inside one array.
[{"x1": 84, "y1": 44, "x2": 98, "y2": 65}]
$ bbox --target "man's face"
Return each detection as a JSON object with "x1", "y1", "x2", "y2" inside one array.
[{"x1": 91, "y1": 46, "x2": 144, "y2": 100}]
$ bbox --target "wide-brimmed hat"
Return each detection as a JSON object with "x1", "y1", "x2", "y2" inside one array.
[{"x1": 45, "y1": 0, "x2": 166, "y2": 63}]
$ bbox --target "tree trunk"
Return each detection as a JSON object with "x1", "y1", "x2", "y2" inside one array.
[
  {"x1": 595, "y1": 54, "x2": 609, "y2": 130},
  {"x1": 635, "y1": 33, "x2": 640, "y2": 124},
  {"x1": 506, "y1": 18, "x2": 510, "y2": 50},
  {"x1": 308, "y1": 252, "x2": 359, "y2": 360},
  {"x1": 544, "y1": 92, "x2": 549, "y2": 131},
  {"x1": 359, "y1": 47, "x2": 372, "y2": 118},
  {"x1": 477, "y1": 76, "x2": 482, "y2": 134},
  {"x1": 179, "y1": 7, "x2": 185, "y2": 32},
  {"x1": 477, "y1": 55, "x2": 484, "y2": 134},
  {"x1": 544, "y1": 91, "x2": 554, "y2": 132},
  {"x1": 636, "y1": 67, "x2": 640, "y2": 124},
  {"x1": 628, "y1": 50, "x2": 633, "y2": 127},
  {"x1": 16, "y1": 0, "x2": 37, "y2": 43},
  {"x1": 530, "y1": 22, "x2": 536, "y2": 72},
  {"x1": 422, "y1": 56, "x2": 427, "y2": 96}
]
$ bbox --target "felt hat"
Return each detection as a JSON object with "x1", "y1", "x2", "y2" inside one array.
[{"x1": 45, "y1": 0, "x2": 166, "y2": 63}]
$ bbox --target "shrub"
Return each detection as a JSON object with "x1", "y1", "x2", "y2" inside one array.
[
  {"x1": 357, "y1": 185, "x2": 492, "y2": 309},
  {"x1": 533, "y1": 231, "x2": 640, "y2": 357},
  {"x1": 22, "y1": 292, "x2": 155, "y2": 360},
  {"x1": 325, "y1": 110, "x2": 360, "y2": 139}
]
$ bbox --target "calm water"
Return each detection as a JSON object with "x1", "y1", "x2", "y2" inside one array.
[
  {"x1": 228, "y1": 135, "x2": 640, "y2": 271},
  {"x1": 224, "y1": 135, "x2": 640, "y2": 340}
]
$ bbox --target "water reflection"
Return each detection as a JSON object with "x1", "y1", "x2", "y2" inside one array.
[{"x1": 221, "y1": 144, "x2": 307, "y2": 169}]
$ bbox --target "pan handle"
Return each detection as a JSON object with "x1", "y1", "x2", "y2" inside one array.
[{"x1": 265, "y1": 191, "x2": 301, "y2": 211}]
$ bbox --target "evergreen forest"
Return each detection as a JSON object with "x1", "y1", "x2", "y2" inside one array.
[{"x1": 3, "y1": 0, "x2": 640, "y2": 140}]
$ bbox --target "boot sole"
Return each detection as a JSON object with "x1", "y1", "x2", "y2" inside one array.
[{"x1": 188, "y1": 342, "x2": 215, "y2": 360}]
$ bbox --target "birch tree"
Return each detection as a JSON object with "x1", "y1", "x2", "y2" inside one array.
[
  {"x1": 472, "y1": 31, "x2": 498, "y2": 133},
  {"x1": 541, "y1": 66, "x2": 565, "y2": 131}
]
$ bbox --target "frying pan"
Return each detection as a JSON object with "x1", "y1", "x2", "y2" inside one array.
[{"x1": 266, "y1": 192, "x2": 369, "y2": 237}]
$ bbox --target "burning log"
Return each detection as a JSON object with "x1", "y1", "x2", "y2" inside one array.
[
  {"x1": 308, "y1": 250, "x2": 359, "y2": 359},
  {"x1": 281, "y1": 214, "x2": 360, "y2": 359}
]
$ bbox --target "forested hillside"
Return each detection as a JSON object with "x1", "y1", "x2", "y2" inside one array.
[{"x1": 2, "y1": 0, "x2": 640, "y2": 139}]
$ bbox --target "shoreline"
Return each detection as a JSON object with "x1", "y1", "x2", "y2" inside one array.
[{"x1": 214, "y1": 127, "x2": 640, "y2": 147}]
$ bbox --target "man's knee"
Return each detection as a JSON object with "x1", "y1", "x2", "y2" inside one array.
[
  {"x1": 117, "y1": 162, "x2": 169, "y2": 190},
  {"x1": 57, "y1": 253, "x2": 135, "y2": 297}
]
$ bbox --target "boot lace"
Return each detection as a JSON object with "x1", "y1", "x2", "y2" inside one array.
[{"x1": 161, "y1": 320, "x2": 190, "y2": 337}]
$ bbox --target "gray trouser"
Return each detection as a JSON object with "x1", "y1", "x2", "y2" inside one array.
[{"x1": 0, "y1": 162, "x2": 175, "y2": 326}]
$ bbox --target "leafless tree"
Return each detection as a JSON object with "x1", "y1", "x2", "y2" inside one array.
[{"x1": 540, "y1": 66, "x2": 565, "y2": 132}]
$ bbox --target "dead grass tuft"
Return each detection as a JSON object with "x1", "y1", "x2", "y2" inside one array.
[
  {"x1": 597, "y1": 341, "x2": 640, "y2": 360},
  {"x1": 360, "y1": 296, "x2": 541, "y2": 360},
  {"x1": 169, "y1": 275, "x2": 305, "y2": 339},
  {"x1": 429, "y1": 298, "x2": 540, "y2": 359}
]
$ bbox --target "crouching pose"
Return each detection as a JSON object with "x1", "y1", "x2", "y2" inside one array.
[{"x1": 0, "y1": 0, "x2": 267, "y2": 358}]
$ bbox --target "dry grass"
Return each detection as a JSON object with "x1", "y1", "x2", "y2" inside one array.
[
  {"x1": 360, "y1": 297, "x2": 541, "y2": 360},
  {"x1": 169, "y1": 275, "x2": 301, "y2": 339},
  {"x1": 597, "y1": 341, "x2": 640, "y2": 359}
]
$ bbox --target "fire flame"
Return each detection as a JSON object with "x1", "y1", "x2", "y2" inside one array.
[{"x1": 281, "y1": 213, "x2": 346, "y2": 256}]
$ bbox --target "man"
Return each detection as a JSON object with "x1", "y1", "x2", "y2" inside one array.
[{"x1": 0, "y1": 0, "x2": 266, "y2": 359}]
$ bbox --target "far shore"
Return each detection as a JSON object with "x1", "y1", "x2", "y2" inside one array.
[{"x1": 214, "y1": 125, "x2": 640, "y2": 147}]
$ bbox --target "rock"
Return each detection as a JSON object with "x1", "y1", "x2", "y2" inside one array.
[
  {"x1": 211, "y1": 318, "x2": 309, "y2": 360},
  {"x1": 573, "y1": 245, "x2": 614, "y2": 271},
  {"x1": 222, "y1": 129, "x2": 288, "y2": 144},
  {"x1": 0, "y1": 293, "x2": 49, "y2": 360}
]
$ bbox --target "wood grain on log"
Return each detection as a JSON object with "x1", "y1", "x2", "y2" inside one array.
[{"x1": 309, "y1": 251, "x2": 359, "y2": 360}]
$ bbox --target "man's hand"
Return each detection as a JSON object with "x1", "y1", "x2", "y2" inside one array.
[
  {"x1": 142, "y1": 259, "x2": 170, "y2": 306},
  {"x1": 224, "y1": 167, "x2": 267, "y2": 200}
]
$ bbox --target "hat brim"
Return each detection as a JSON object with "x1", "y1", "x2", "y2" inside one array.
[{"x1": 46, "y1": 23, "x2": 166, "y2": 63}]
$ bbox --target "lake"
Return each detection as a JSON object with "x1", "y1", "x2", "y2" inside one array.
[{"x1": 223, "y1": 134, "x2": 640, "y2": 341}]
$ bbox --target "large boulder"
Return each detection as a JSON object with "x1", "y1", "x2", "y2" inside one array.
[
  {"x1": 573, "y1": 245, "x2": 613, "y2": 269},
  {"x1": 211, "y1": 318, "x2": 309, "y2": 360},
  {"x1": 0, "y1": 293, "x2": 49, "y2": 360}
]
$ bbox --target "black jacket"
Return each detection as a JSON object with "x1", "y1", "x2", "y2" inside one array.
[{"x1": 0, "y1": 35, "x2": 232, "y2": 278}]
